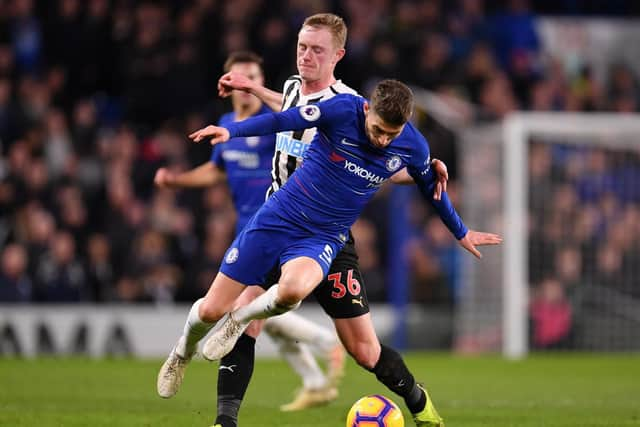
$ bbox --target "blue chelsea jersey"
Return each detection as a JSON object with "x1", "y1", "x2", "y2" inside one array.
[
  {"x1": 225, "y1": 95, "x2": 467, "y2": 240},
  {"x1": 211, "y1": 105, "x2": 275, "y2": 233}
]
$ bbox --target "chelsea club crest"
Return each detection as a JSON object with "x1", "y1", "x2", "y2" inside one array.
[
  {"x1": 225, "y1": 248, "x2": 239, "y2": 264},
  {"x1": 385, "y1": 155, "x2": 402, "y2": 172}
]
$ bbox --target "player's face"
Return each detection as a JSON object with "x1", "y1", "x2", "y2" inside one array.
[
  {"x1": 229, "y1": 62, "x2": 264, "y2": 107},
  {"x1": 363, "y1": 103, "x2": 405, "y2": 148},
  {"x1": 296, "y1": 26, "x2": 344, "y2": 83}
]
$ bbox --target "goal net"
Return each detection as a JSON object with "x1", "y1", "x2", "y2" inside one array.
[{"x1": 455, "y1": 113, "x2": 640, "y2": 357}]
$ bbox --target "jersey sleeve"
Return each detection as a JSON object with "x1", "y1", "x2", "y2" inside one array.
[
  {"x1": 210, "y1": 144, "x2": 224, "y2": 170},
  {"x1": 225, "y1": 95, "x2": 354, "y2": 139},
  {"x1": 210, "y1": 115, "x2": 228, "y2": 169},
  {"x1": 280, "y1": 75, "x2": 302, "y2": 110},
  {"x1": 407, "y1": 132, "x2": 468, "y2": 240}
]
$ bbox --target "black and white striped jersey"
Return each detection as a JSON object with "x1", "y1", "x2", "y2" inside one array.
[{"x1": 266, "y1": 75, "x2": 358, "y2": 197}]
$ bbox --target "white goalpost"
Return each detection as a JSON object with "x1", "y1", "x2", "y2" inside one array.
[{"x1": 457, "y1": 112, "x2": 640, "y2": 358}]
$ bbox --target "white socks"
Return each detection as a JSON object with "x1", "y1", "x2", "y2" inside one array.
[
  {"x1": 233, "y1": 284, "x2": 300, "y2": 323},
  {"x1": 176, "y1": 298, "x2": 215, "y2": 357},
  {"x1": 276, "y1": 338, "x2": 328, "y2": 389},
  {"x1": 264, "y1": 312, "x2": 338, "y2": 355},
  {"x1": 263, "y1": 303, "x2": 340, "y2": 391},
  {"x1": 175, "y1": 288, "x2": 338, "y2": 391},
  {"x1": 175, "y1": 285, "x2": 301, "y2": 358}
]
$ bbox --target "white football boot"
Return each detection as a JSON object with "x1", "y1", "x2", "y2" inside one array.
[
  {"x1": 202, "y1": 313, "x2": 250, "y2": 361},
  {"x1": 157, "y1": 337, "x2": 194, "y2": 398}
]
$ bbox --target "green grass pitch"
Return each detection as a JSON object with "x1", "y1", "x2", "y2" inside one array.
[{"x1": 1, "y1": 353, "x2": 638, "y2": 426}]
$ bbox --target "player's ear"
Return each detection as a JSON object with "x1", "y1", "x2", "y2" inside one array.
[
  {"x1": 334, "y1": 48, "x2": 345, "y2": 64},
  {"x1": 363, "y1": 102, "x2": 369, "y2": 115}
]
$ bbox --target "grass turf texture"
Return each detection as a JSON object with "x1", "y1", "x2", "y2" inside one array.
[{"x1": 0, "y1": 354, "x2": 638, "y2": 426}]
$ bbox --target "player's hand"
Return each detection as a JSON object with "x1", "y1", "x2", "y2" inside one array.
[
  {"x1": 432, "y1": 158, "x2": 448, "y2": 201},
  {"x1": 154, "y1": 167, "x2": 175, "y2": 188},
  {"x1": 218, "y1": 71, "x2": 254, "y2": 98},
  {"x1": 189, "y1": 125, "x2": 230, "y2": 145},
  {"x1": 458, "y1": 229, "x2": 502, "y2": 259}
]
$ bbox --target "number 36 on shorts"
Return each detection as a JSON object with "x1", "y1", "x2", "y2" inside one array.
[{"x1": 328, "y1": 269, "x2": 361, "y2": 299}]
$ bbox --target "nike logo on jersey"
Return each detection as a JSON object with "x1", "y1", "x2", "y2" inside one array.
[
  {"x1": 340, "y1": 138, "x2": 358, "y2": 147},
  {"x1": 219, "y1": 364, "x2": 237, "y2": 373}
]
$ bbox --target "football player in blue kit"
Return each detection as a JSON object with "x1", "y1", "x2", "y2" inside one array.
[
  {"x1": 155, "y1": 52, "x2": 347, "y2": 426},
  {"x1": 184, "y1": 79, "x2": 502, "y2": 426},
  {"x1": 155, "y1": 52, "x2": 274, "y2": 235},
  {"x1": 157, "y1": 16, "x2": 451, "y2": 427}
]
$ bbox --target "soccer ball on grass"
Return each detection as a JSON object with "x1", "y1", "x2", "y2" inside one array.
[{"x1": 346, "y1": 394, "x2": 404, "y2": 427}]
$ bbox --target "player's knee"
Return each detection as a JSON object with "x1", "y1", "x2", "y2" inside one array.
[
  {"x1": 275, "y1": 282, "x2": 305, "y2": 306},
  {"x1": 198, "y1": 298, "x2": 227, "y2": 322},
  {"x1": 345, "y1": 341, "x2": 379, "y2": 369},
  {"x1": 278, "y1": 260, "x2": 322, "y2": 303}
]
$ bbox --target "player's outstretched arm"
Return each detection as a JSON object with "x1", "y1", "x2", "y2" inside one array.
[
  {"x1": 457, "y1": 230, "x2": 502, "y2": 259},
  {"x1": 218, "y1": 71, "x2": 283, "y2": 111},
  {"x1": 154, "y1": 162, "x2": 225, "y2": 189},
  {"x1": 193, "y1": 97, "x2": 347, "y2": 144},
  {"x1": 390, "y1": 159, "x2": 448, "y2": 200},
  {"x1": 426, "y1": 189, "x2": 502, "y2": 258},
  {"x1": 189, "y1": 125, "x2": 230, "y2": 145},
  {"x1": 409, "y1": 163, "x2": 502, "y2": 258}
]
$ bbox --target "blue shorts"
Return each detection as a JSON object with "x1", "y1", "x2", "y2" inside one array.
[{"x1": 220, "y1": 198, "x2": 346, "y2": 286}]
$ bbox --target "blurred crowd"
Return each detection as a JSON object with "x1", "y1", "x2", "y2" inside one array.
[
  {"x1": 527, "y1": 142, "x2": 640, "y2": 349},
  {"x1": 2, "y1": 0, "x2": 640, "y2": 305}
]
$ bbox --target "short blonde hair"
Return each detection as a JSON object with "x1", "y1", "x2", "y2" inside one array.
[{"x1": 302, "y1": 13, "x2": 347, "y2": 49}]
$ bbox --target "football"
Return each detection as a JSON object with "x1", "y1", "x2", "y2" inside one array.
[{"x1": 346, "y1": 394, "x2": 405, "y2": 427}]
